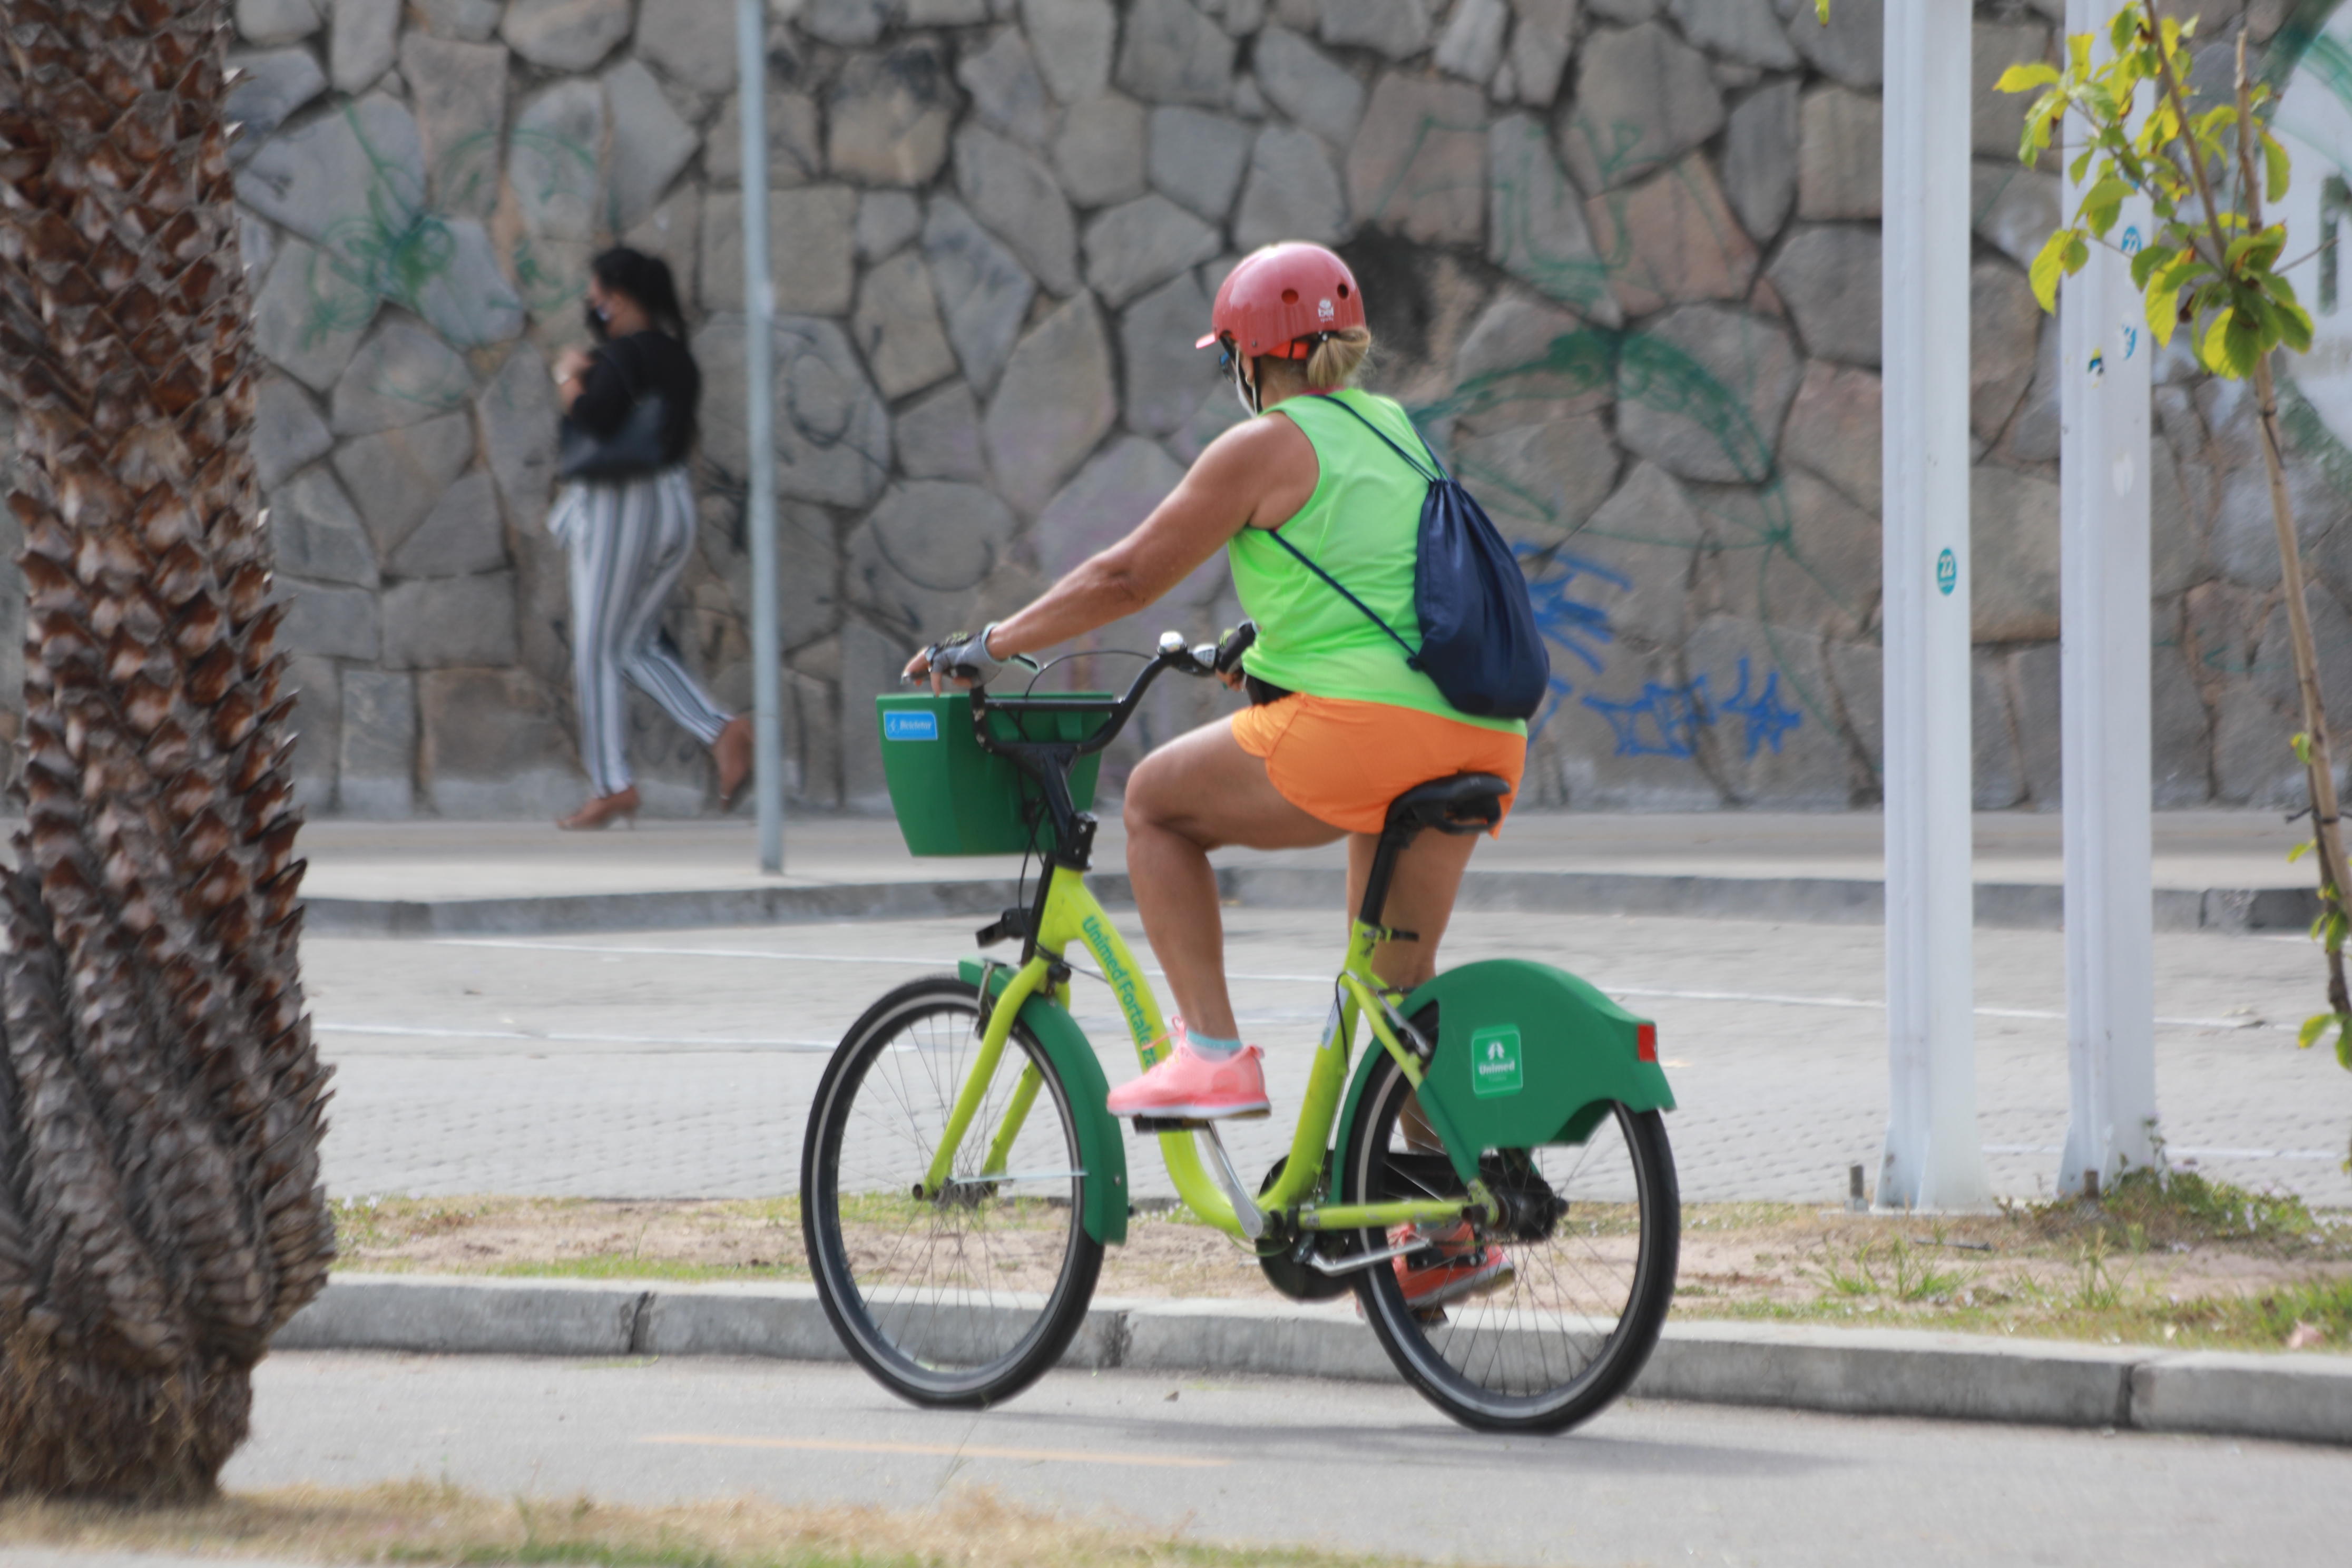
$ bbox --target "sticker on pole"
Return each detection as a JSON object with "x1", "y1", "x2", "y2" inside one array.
[
  {"x1": 884, "y1": 711, "x2": 940, "y2": 742},
  {"x1": 1935, "y1": 548, "x2": 1957, "y2": 596},
  {"x1": 1469, "y1": 1025, "x2": 1524, "y2": 1098}
]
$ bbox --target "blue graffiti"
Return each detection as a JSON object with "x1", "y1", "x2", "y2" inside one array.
[
  {"x1": 1584, "y1": 676, "x2": 1713, "y2": 758},
  {"x1": 1516, "y1": 545, "x2": 1627, "y2": 734},
  {"x1": 1720, "y1": 657, "x2": 1803, "y2": 758}
]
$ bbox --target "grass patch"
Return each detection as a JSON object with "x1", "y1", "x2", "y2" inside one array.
[{"x1": 0, "y1": 1480, "x2": 1461, "y2": 1568}]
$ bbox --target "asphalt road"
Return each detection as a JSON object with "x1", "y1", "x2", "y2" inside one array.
[{"x1": 219, "y1": 1351, "x2": 2348, "y2": 1568}]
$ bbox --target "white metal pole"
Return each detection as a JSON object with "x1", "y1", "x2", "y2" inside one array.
[
  {"x1": 738, "y1": 0, "x2": 784, "y2": 874},
  {"x1": 2059, "y1": 0, "x2": 2157, "y2": 1194},
  {"x1": 1879, "y1": 0, "x2": 1991, "y2": 1212}
]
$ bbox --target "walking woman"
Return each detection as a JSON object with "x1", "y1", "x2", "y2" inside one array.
[{"x1": 550, "y1": 248, "x2": 752, "y2": 830}]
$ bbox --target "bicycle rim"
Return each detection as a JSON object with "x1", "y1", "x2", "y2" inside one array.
[
  {"x1": 1345, "y1": 1053, "x2": 1679, "y2": 1433},
  {"x1": 803, "y1": 977, "x2": 1103, "y2": 1407}
]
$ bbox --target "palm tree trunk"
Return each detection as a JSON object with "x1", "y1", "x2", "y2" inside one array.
[{"x1": 0, "y1": 0, "x2": 334, "y2": 1498}]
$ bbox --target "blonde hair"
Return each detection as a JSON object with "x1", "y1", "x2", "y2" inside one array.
[{"x1": 1260, "y1": 326, "x2": 1375, "y2": 398}]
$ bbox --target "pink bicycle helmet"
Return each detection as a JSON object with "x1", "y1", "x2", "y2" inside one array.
[{"x1": 1197, "y1": 242, "x2": 1366, "y2": 360}]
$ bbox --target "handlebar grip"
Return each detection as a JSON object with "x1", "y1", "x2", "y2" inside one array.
[{"x1": 1213, "y1": 619, "x2": 1258, "y2": 675}]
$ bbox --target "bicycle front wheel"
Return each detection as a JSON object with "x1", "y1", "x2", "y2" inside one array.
[
  {"x1": 802, "y1": 975, "x2": 1104, "y2": 1408},
  {"x1": 1340, "y1": 1048, "x2": 1679, "y2": 1434}
]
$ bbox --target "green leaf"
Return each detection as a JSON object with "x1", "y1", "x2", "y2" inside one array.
[
  {"x1": 1998, "y1": 62, "x2": 2062, "y2": 94},
  {"x1": 2130, "y1": 242, "x2": 2177, "y2": 290},
  {"x1": 2070, "y1": 144, "x2": 2099, "y2": 184},
  {"x1": 2278, "y1": 298, "x2": 2315, "y2": 354},
  {"x1": 2263, "y1": 130, "x2": 2292, "y2": 203},
  {"x1": 2080, "y1": 174, "x2": 2135, "y2": 236},
  {"x1": 2338, "y1": 1027, "x2": 2352, "y2": 1071},
  {"x1": 2029, "y1": 226, "x2": 2081, "y2": 312},
  {"x1": 2295, "y1": 731, "x2": 2316, "y2": 764},
  {"x1": 2291, "y1": 839, "x2": 2316, "y2": 864},
  {"x1": 1816, "y1": 0, "x2": 1829, "y2": 22},
  {"x1": 2301, "y1": 1012, "x2": 2331, "y2": 1048}
]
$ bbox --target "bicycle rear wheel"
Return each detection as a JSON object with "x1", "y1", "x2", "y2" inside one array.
[
  {"x1": 1340, "y1": 1048, "x2": 1678, "y2": 1434},
  {"x1": 802, "y1": 976, "x2": 1104, "y2": 1407}
]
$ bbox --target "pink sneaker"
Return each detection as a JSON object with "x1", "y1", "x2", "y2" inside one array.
[
  {"x1": 1391, "y1": 1221, "x2": 1513, "y2": 1308},
  {"x1": 1105, "y1": 1022, "x2": 1270, "y2": 1120}
]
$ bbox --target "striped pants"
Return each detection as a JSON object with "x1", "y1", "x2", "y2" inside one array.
[{"x1": 550, "y1": 466, "x2": 732, "y2": 797}]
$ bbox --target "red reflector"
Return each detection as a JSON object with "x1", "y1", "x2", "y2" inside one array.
[{"x1": 1635, "y1": 1023, "x2": 1658, "y2": 1062}]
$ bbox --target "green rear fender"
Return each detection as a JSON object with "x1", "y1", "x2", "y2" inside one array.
[
  {"x1": 959, "y1": 961, "x2": 1129, "y2": 1246},
  {"x1": 1336, "y1": 959, "x2": 1676, "y2": 1184}
]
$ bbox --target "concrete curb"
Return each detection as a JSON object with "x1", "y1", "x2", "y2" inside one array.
[
  {"x1": 297, "y1": 867, "x2": 2314, "y2": 937},
  {"x1": 279, "y1": 1275, "x2": 2352, "y2": 1445}
]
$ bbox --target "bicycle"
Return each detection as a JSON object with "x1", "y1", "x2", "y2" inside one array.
[{"x1": 801, "y1": 627, "x2": 1680, "y2": 1434}]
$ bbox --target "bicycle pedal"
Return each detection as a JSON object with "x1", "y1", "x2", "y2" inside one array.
[{"x1": 1131, "y1": 1116, "x2": 1207, "y2": 1133}]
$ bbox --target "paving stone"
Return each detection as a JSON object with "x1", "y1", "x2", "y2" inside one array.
[
  {"x1": 2008, "y1": 640, "x2": 2060, "y2": 808},
  {"x1": 478, "y1": 341, "x2": 560, "y2": 533},
  {"x1": 238, "y1": 92, "x2": 425, "y2": 249},
  {"x1": 1116, "y1": 0, "x2": 1236, "y2": 105},
  {"x1": 1033, "y1": 438, "x2": 1214, "y2": 653},
  {"x1": 1585, "y1": 153, "x2": 1758, "y2": 319},
  {"x1": 281, "y1": 578, "x2": 381, "y2": 661},
  {"x1": 414, "y1": 0, "x2": 502, "y2": 40},
  {"x1": 238, "y1": 0, "x2": 323, "y2": 45},
  {"x1": 1797, "y1": 85, "x2": 1880, "y2": 222},
  {"x1": 704, "y1": 90, "x2": 823, "y2": 185},
  {"x1": 852, "y1": 249, "x2": 960, "y2": 398},
  {"x1": 409, "y1": 220, "x2": 527, "y2": 349},
  {"x1": 269, "y1": 466, "x2": 381, "y2": 587},
  {"x1": 1721, "y1": 80, "x2": 1798, "y2": 244},
  {"x1": 605, "y1": 59, "x2": 700, "y2": 228},
  {"x1": 1570, "y1": 461, "x2": 1704, "y2": 646},
  {"x1": 699, "y1": 184, "x2": 858, "y2": 317},
  {"x1": 391, "y1": 471, "x2": 510, "y2": 579},
  {"x1": 621, "y1": 184, "x2": 701, "y2": 313},
  {"x1": 831, "y1": 42, "x2": 958, "y2": 186},
  {"x1": 907, "y1": 0, "x2": 992, "y2": 19},
  {"x1": 1971, "y1": 258, "x2": 2040, "y2": 444},
  {"x1": 1231, "y1": 70, "x2": 1269, "y2": 117},
  {"x1": 1684, "y1": 614, "x2": 1850, "y2": 806},
  {"x1": 509, "y1": 80, "x2": 606, "y2": 243},
  {"x1": 1972, "y1": 462, "x2": 2062, "y2": 642},
  {"x1": 283, "y1": 653, "x2": 340, "y2": 805},
  {"x1": 846, "y1": 482, "x2": 1023, "y2": 636},
  {"x1": 959, "y1": 27, "x2": 1055, "y2": 150},
  {"x1": 399, "y1": 34, "x2": 507, "y2": 220},
  {"x1": 1057, "y1": 94, "x2": 1152, "y2": 207},
  {"x1": 1456, "y1": 413, "x2": 1619, "y2": 547},
  {"x1": 332, "y1": 411, "x2": 478, "y2": 560},
  {"x1": 1766, "y1": 224, "x2": 1881, "y2": 367},
  {"x1": 1709, "y1": 467, "x2": 1879, "y2": 639},
  {"x1": 895, "y1": 381, "x2": 991, "y2": 481},
  {"x1": 252, "y1": 238, "x2": 377, "y2": 392},
  {"x1": 923, "y1": 196, "x2": 1039, "y2": 396},
  {"x1": 984, "y1": 294, "x2": 1116, "y2": 515},
  {"x1": 1436, "y1": 0, "x2": 1509, "y2": 81},
  {"x1": 383, "y1": 572, "x2": 522, "y2": 668},
  {"x1": 330, "y1": 0, "x2": 401, "y2": 93},
  {"x1": 501, "y1": 0, "x2": 634, "y2": 71},
  {"x1": 1146, "y1": 105, "x2": 1252, "y2": 221},
  {"x1": 693, "y1": 314, "x2": 893, "y2": 507},
  {"x1": 1165, "y1": 385, "x2": 1250, "y2": 464},
  {"x1": 1585, "y1": 0, "x2": 1659, "y2": 21},
  {"x1": 1972, "y1": 162, "x2": 2060, "y2": 270},
  {"x1": 1974, "y1": 18, "x2": 2051, "y2": 160},
  {"x1": 226, "y1": 47, "x2": 327, "y2": 163},
  {"x1": 2209, "y1": 454, "x2": 2335, "y2": 589},
  {"x1": 1615, "y1": 303, "x2": 1799, "y2": 485},
  {"x1": 338, "y1": 672, "x2": 416, "y2": 822},
  {"x1": 634, "y1": 0, "x2": 740, "y2": 94},
  {"x1": 1670, "y1": 0, "x2": 1797, "y2": 67},
  {"x1": 1023, "y1": 0, "x2": 1118, "y2": 103},
  {"x1": 2249, "y1": 590, "x2": 2352, "y2": 782},
  {"x1": 1453, "y1": 293, "x2": 1611, "y2": 428},
  {"x1": 954, "y1": 125, "x2": 1080, "y2": 295},
  {"x1": 1779, "y1": 358, "x2": 1881, "y2": 514},
  {"x1": 1508, "y1": 0, "x2": 1577, "y2": 106},
  {"x1": 1251, "y1": 26, "x2": 1365, "y2": 145},
  {"x1": 330, "y1": 319, "x2": 475, "y2": 438},
  {"x1": 420, "y1": 669, "x2": 581, "y2": 814},
  {"x1": 800, "y1": 0, "x2": 893, "y2": 46},
  {"x1": 1122, "y1": 269, "x2": 1220, "y2": 437},
  {"x1": 1778, "y1": 0, "x2": 1881, "y2": 89},
  {"x1": 1561, "y1": 22, "x2": 1723, "y2": 194},
  {"x1": 253, "y1": 372, "x2": 335, "y2": 490},
  {"x1": 1347, "y1": 72, "x2": 1486, "y2": 244},
  {"x1": 238, "y1": 208, "x2": 279, "y2": 283},
  {"x1": 1083, "y1": 194, "x2": 1222, "y2": 307},
  {"x1": 856, "y1": 191, "x2": 925, "y2": 260},
  {"x1": 1234, "y1": 123, "x2": 1348, "y2": 250},
  {"x1": 2151, "y1": 636, "x2": 2213, "y2": 807},
  {"x1": 1318, "y1": 0, "x2": 1430, "y2": 59},
  {"x1": 1488, "y1": 115, "x2": 1618, "y2": 324},
  {"x1": 2150, "y1": 430, "x2": 2198, "y2": 599}
]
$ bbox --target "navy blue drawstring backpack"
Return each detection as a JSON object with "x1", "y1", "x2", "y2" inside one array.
[{"x1": 1262, "y1": 396, "x2": 1551, "y2": 721}]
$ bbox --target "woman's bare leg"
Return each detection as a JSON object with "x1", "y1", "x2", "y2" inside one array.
[
  {"x1": 1345, "y1": 828, "x2": 1483, "y2": 992},
  {"x1": 1123, "y1": 719, "x2": 1341, "y2": 1038}
]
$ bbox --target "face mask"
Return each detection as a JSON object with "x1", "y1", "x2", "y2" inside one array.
[
  {"x1": 1228, "y1": 353, "x2": 1258, "y2": 416},
  {"x1": 584, "y1": 298, "x2": 610, "y2": 340}
]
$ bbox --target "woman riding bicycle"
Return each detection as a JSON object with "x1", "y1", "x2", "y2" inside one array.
[{"x1": 906, "y1": 241, "x2": 1526, "y2": 1125}]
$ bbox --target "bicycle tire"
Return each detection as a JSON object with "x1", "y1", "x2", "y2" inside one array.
[
  {"x1": 802, "y1": 975, "x2": 1105, "y2": 1408},
  {"x1": 1340, "y1": 1048, "x2": 1679, "y2": 1434}
]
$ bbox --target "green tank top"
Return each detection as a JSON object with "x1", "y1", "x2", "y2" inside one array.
[{"x1": 1227, "y1": 390, "x2": 1527, "y2": 736}]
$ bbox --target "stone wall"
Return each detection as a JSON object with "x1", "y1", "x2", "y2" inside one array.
[{"x1": 2, "y1": 0, "x2": 2342, "y2": 816}]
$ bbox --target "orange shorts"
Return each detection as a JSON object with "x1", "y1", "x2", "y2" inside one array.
[{"x1": 1229, "y1": 693, "x2": 1526, "y2": 836}]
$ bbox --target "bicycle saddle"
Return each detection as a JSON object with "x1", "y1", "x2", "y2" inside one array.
[{"x1": 1385, "y1": 773, "x2": 1510, "y2": 836}]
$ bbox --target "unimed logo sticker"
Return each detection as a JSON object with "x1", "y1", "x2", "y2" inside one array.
[
  {"x1": 883, "y1": 711, "x2": 939, "y2": 742},
  {"x1": 1469, "y1": 1025, "x2": 1523, "y2": 1097}
]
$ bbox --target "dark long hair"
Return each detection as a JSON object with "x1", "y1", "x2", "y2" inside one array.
[{"x1": 590, "y1": 247, "x2": 687, "y2": 336}]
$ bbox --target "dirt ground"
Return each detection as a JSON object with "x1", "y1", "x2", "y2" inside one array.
[{"x1": 329, "y1": 1177, "x2": 2352, "y2": 1353}]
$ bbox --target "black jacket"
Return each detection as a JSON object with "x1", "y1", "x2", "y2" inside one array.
[{"x1": 569, "y1": 330, "x2": 700, "y2": 466}]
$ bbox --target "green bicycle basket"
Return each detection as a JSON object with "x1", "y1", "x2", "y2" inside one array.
[{"x1": 876, "y1": 691, "x2": 1115, "y2": 856}]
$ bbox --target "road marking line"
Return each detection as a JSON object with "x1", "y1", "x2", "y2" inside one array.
[
  {"x1": 315, "y1": 1022, "x2": 836, "y2": 1050},
  {"x1": 639, "y1": 1432, "x2": 1228, "y2": 1468}
]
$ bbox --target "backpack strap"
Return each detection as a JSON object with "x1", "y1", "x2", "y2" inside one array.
[
  {"x1": 1313, "y1": 391, "x2": 1449, "y2": 483},
  {"x1": 1257, "y1": 524, "x2": 1422, "y2": 669}
]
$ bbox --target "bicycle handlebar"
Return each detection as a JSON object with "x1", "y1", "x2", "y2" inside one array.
[{"x1": 970, "y1": 619, "x2": 1257, "y2": 762}]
